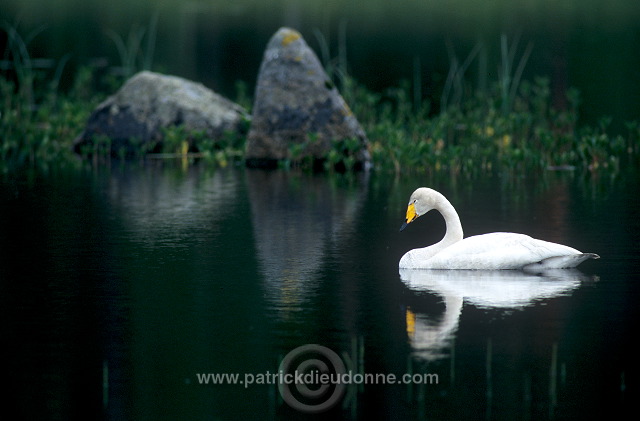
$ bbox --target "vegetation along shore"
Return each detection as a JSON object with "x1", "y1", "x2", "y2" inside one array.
[{"x1": 1, "y1": 23, "x2": 638, "y2": 176}]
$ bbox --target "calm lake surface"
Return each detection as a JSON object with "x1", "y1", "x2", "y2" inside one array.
[{"x1": 1, "y1": 163, "x2": 638, "y2": 420}]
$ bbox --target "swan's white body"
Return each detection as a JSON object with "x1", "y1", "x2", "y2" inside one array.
[{"x1": 399, "y1": 188, "x2": 599, "y2": 270}]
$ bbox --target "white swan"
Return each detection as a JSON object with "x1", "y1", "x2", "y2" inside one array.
[{"x1": 399, "y1": 187, "x2": 599, "y2": 270}]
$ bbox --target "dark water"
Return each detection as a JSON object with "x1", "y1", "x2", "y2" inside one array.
[{"x1": 1, "y1": 163, "x2": 638, "y2": 420}]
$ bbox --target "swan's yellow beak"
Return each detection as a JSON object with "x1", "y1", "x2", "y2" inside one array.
[{"x1": 400, "y1": 203, "x2": 418, "y2": 231}]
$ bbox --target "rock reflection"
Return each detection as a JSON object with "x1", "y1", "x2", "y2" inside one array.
[
  {"x1": 107, "y1": 164, "x2": 238, "y2": 244},
  {"x1": 246, "y1": 170, "x2": 367, "y2": 320},
  {"x1": 400, "y1": 268, "x2": 592, "y2": 361}
]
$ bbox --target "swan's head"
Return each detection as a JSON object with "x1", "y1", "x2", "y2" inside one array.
[{"x1": 400, "y1": 188, "x2": 440, "y2": 232}]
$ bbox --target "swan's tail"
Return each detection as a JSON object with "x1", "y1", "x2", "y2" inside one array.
[{"x1": 523, "y1": 253, "x2": 600, "y2": 271}]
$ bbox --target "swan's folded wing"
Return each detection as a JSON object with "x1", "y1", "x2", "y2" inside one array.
[{"x1": 426, "y1": 233, "x2": 583, "y2": 270}]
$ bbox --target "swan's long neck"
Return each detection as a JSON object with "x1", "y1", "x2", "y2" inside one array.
[
  {"x1": 435, "y1": 195, "x2": 464, "y2": 247},
  {"x1": 399, "y1": 189, "x2": 465, "y2": 267}
]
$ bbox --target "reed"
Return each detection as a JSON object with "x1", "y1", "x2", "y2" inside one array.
[
  {"x1": 441, "y1": 40, "x2": 481, "y2": 111},
  {"x1": 498, "y1": 34, "x2": 533, "y2": 115},
  {"x1": 106, "y1": 12, "x2": 159, "y2": 78},
  {"x1": 1, "y1": 20, "x2": 46, "y2": 108},
  {"x1": 0, "y1": 22, "x2": 100, "y2": 173}
]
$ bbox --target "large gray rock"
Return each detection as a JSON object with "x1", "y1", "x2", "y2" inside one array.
[
  {"x1": 245, "y1": 27, "x2": 370, "y2": 170},
  {"x1": 73, "y1": 71, "x2": 249, "y2": 156}
]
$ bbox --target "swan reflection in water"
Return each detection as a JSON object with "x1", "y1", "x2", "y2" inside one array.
[{"x1": 400, "y1": 268, "x2": 595, "y2": 361}]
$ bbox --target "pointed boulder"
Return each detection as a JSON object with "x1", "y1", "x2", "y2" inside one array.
[{"x1": 245, "y1": 27, "x2": 370, "y2": 170}]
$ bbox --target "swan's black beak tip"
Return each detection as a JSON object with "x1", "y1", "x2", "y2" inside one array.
[{"x1": 399, "y1": 221, "x2": 408, "y2": 232}]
